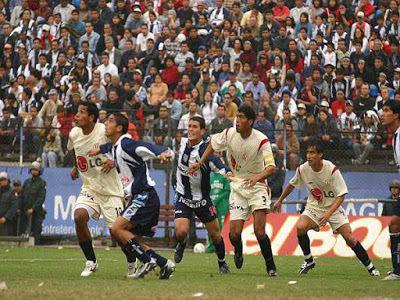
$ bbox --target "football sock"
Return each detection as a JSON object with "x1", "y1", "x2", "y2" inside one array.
[
  {"x1": 116, "y1": 240, "x2": 136, "y2": 263},
  {"x1": 351, "y1": 241, "x2": 372, "y2": 268},
  {"x1": 298, "y1": 234, "x2": 313, "y2": 263},
  {"x1": 125, "y1": 238, "x2": 151, "y2": 263},
  {"x1": 214, "y1": 237, "x2": 226, "y2": 264},
  {"x1": 229, "y1": 234, "x2": 243, "y2": 256},
  {"x1": 79, "y1": 240, "x2": 96, "y2": 262},
  {"x1": 257, "y1": 235, "x2": 276, "y2": 271},
  {"x1": 390, "y1": 232, "x2": 400, "y2": 274},
  {"x1": 146, "y1": 249, "x2": 167, "y2": 268}
]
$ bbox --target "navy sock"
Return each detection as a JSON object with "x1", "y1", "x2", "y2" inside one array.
[
  {"x1": 257, "y1": 235, "x2": 276, "y2": 271},
  {"x1": 122, "y1": 245, "x2": 136, "y2": 263},
  {"x1": 79, "y1": 240, "x2": 96, "y2": 262},
  {"x1": 298, "y1": 234, "x2": 313, "y2": 262},
  {"x1": 229, "y1": 234, "x2": 243, "y2": 256},
  {"x1": 351, "y1": 241, "x2": 371, "y2": 268},
  {"x1": 390, "y1": 233, "x2": 400, "y2": 274},
  {"x1": 125, "y1": 238, "x2": 151, "y2": 263},
  {"x1": 146, "y1": 249, "x2": 167, "y2": 268},
  {"x1": 214, "y1": 237, "x2": 226, "y2": 263}
]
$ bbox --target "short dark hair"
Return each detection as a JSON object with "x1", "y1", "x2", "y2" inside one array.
[
  {"x1": 383, "y1": 100, "x2": 400, "y2": 117},
  {"x1": 307, "y1": 139, "x2": 324, "y2": 153},
  {"x1": 189, "y1": 116, "x2": 206, "y2": 129},
  {"x1": 112, "y1": 112, "x2": 129, "y2": 134},
  {"x1": 79, "y1": 101, "x2": 99, "y2": 122},
  {"x1": 238, "y1": 104, "x2": 256, "y2": 122}
]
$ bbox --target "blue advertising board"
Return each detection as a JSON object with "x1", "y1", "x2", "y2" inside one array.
[{"x1": 0, "y1": 167, "x2": 398, "y2": 236}]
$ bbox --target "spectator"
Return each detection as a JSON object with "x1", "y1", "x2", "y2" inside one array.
[
  {"x1": 317, "y1": 108, "x2": 339, "y2": 152},
  {"x1": 24, "y1": 106, "x2": 43, "y2": 160},
  {"x1": 177, "y1": 101, "x2": 201, "y2": 133},
  {"x1": 382, "y1": 180, "x2": 400, "y2": 216},
  {"x1": 353, "y1": 83, "x2": 376, "y2": 117},
  {"x1": 275, "y1": 107, "x2": 299, "y2": 139},
  {"x1": 38, "y1": 89, "x2": 62, "y2": 120},
  {"x1": 97, "y1": 52, "x2": 118, "y2": 81},
  {"x1": 277, "y1": 122, "x2": 300, "y2": 170},
  {"x1": 147, "y1": 73, "x2": 168, "y2": 106},
  {"x1": 163, "y1": 91, "x2": 182, "y2": 131},
  {"x1": 223, "y1": 92, "x2": 238, "y2": 121},
  {"x1": 0, "y1": 172, "x2": 18, "y2": 236},
  {"x1": 201, "y1": 91, "x2": 218, "y2": 126},
  {"x1": 337, "y1": 100, "x2": 359, "y2": 149},
  {"x1": 210, "y1": 104, "x2": 232, "y2": 134},
  {"x1": 41, "y1": 128, "x2": 63, "y2": 168},
  {"x1": 21, "y1": 161, "x2": 46, "y2": 244},
  {"x1": 153, "y1": 104, "x2": 172, "y2": 145},
  {"x1": 254, "y1": 109, "x2": 275, "y2": 143},
  {"x1": 276, "y1": 90, "x2": 298, "y2": 121},
  {"x1": 331, "y1": 89, "x2": 347, "y2": 119},
  {"x1": 0, "y1": 108, "x2": 18, "y2": 157}
]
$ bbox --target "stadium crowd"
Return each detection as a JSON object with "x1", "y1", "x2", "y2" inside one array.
[{"x1": 0, "y1": 0, "x2": 398, "y2": 169}]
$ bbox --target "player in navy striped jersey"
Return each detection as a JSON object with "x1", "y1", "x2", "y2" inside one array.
[
  {"x1": 88, "y1": 113, "x2": 175, "y2": 280},
  {"x1": 382, "y1": 101, "x2": 400, "y2": 280},
  {"x1": 174, "y1": 116, "x2": 230, "y2": 273}
]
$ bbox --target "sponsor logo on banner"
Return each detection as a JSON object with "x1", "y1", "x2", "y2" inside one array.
[{"x1": 221, "y1": 213, "x2": 391, "y2": 258}]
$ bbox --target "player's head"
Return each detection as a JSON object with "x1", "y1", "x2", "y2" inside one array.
[
  {"x1": 382, "y1": 100, "x2": 400, "y2": 126},
  {"x1": 188, "y1": 116, "x2": 206, "y2": 142},
  {"x1": 306, "y1": 139, "x2": 324, "y2": 166},
  {"x1": 236, "y1": 104, "x2": 256, "y2": 133},
  {"x1": 105, "y1": 113, "x2": 129, "y2": 138},
  {"x1": 75, "y1": 101, "x2": 99, "y2": 128}
]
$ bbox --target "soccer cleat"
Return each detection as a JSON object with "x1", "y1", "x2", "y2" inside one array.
[
  {"x1": 133, "y1": 258, "x2": 157, "y2": 279},
  {"x1": 233, "y1": 252, "x2": 244, "y2": 269},
  {"x1": 299, "y1": 260, "x2": 316, "y2": 275},
  {"x1": 383, "y1": 273, "x2": 400, "y2": 280},
  {"x1": 126, "y1": 261, "x2": 140, "y2": 279},
  {"x1": 369, "y1": 268, "x2": 380, "y2": 277},
  {"x1": 218, "y1": 261, "x2": 231, "y2": 274},
  {"x1": 159, "y1": 259, "x2": 176, "y2": 280},
  {"x1": 267, "y1": 269, "x2": 278, "y2": 277},
  {"x1": 80, "y1": 260, "x2": 98, "y2": 277},
  {"x1": 174, "y1": 242, "x2": 186, "y2": 263}
]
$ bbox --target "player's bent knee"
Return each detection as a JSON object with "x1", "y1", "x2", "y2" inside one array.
[
  {"x1": 344, "y1": 235, "x2": 357, "y2": 248},
  {"x1": 73, "y1": 209, "x2": 89, "y2": 226},
  {"x1": 254, "y1": 227, "x2": 266, "y2": 240}
]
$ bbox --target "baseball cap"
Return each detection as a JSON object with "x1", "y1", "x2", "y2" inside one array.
[
  {"x1": 298, "y1": 103, "x2": 306, "y2": 109},
  {"x1": 133, "y1": 7, "x2": 141, "y2": 13},
  {"x1": 134, "y1": 69, "x2": 142, "y2": 75},
  {"x1": 395, "y1": 67, "x2": 400, "y2": 73},
  {"x1": 390, "y1": 179, "x2": 400, "y2": 189},
  {"x1": 202, "y1": 68, "x2": 209, "y2": 74},
  {"x1": 31, "y1": 161, "x2": 41, "y2": 170},
  {"x1": 198, "y1": 45, "x2": 207, "y2": 51},
  {"x1": 49, "y1": 89, "x2": 58, "y2": 95},
  {"x1": 320, "y1": 100, "x2": 330, "y2": 108},
  {"x1": 357, "y1": 11, "x2": 364, "y2": 18},
  {"x1": 0, "y1": 172, "x2": 8, "y2": 179}
]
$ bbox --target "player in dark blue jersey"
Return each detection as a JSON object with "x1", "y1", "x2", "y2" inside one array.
[
  {"x1": 174, "y1": 116, "x2": 230, "y2": 273},
  {"x1": 89, "y1": 113, "x2": 175, "y2": 279}
]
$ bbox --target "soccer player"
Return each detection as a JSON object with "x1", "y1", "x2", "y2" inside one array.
[
  {"x1": 68, "y1": 102, "x2": 135, "y2": 277},
  {"x1": 273, "y1": 139, "x2": 380, "y2": 277},
  {"x1": 381, "y1": 100, "x2": 400, "y2": 280},
  {"x1": 174, "y1": 116, "x2": 230, "y2": 273},
  {"x1": 189, "y1": 105, "x2": 278, "y2": 276},
  {"x1": 88, "y1": 113, "x2": 176, "y2": 279}
]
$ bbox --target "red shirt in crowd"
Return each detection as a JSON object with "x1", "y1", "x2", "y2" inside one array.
[{"x1": 330, "y1": 99, "x2": 346, "y2": 118}]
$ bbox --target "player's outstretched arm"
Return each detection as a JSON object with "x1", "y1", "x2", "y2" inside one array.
[
  {"x1": 273, "y1": 184, "x2": 295, "y2": 213},
  {"x1": 123, "y1": 139, "x2": 174, "y2": 162},
  {"x1": 188, "y1": 143, "x2": 215, "y2": 175}
]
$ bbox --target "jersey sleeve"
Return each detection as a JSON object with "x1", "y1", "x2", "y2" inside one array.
[
  {"x1": 99, "y1": 143, "x2": 113, "y2": 154},
  {"x1": 207, "y1": 155, "x2": 230, "y2": 175},
  {"x1": 331, "y1": 168, "x2": 348, "y2": 197},
  {"x1": 210, "y1": 128, "x2": 230, "y2": 152},
  {"x1": 289, "y1": 167, "x2": 304, "y2": 189},
  {"x1": 67, "y1": 127, "x2": 77, "y2": 151},
  {"x1": 121, "y1": 139, "x2": 170, "y2": 161},
  {"x1": 259, "y1": 138, "x2": 276, "y2": 168}
]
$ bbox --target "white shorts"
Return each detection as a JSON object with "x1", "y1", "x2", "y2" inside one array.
[
  {"x1": 73, "y1": 189, "x2": 124, "y2": 228},
  {"x1": 229, "y1": 181, "x2": 271, "y2": 221},
  {"x1": 303, "y1": 206, "x2": 349, "y2": 232}
]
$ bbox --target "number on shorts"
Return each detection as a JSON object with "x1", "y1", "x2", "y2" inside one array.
[
  {"x1": 262, "y1": 196, "x2": 267, "y2": 205},
  {"x1": 115, "y1": 207, "x2": 123, "y2": 216}
]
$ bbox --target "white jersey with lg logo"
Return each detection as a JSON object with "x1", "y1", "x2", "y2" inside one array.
[
  {"x1": 289, "y1": 160, "x2": 348, "y2": 210},
  {"x1": 67, "y1": 122, "x2": 124, "y2": 197}
]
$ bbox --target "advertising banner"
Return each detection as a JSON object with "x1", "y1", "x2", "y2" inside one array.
[{"x1": 221, "y1": 213, "x2": 391, "y2": 258}]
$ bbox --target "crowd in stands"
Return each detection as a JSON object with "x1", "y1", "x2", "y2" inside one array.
[{"x1": 0, "y1": 0, "x2": 398, "y2": 170}]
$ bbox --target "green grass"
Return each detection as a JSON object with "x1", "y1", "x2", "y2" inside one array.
[{"x1": 0, "y1": 247, "x2": 398, "y2": 300}]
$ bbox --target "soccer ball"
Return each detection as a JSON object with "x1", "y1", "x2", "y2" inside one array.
[{"x1": 193, "y1": 243, "x2": 205, "y2": 253}]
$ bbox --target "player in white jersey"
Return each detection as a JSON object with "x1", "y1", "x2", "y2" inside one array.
[
  {"x1": 67, "y1": 102, "x2": 133, "y2": 277},
  {"x1": 189, "y1": 105, "x2": 278, "y2": 276},
  {"x1": 381, "y1": 100, "x2": 400, "y2": 280},
  {"x1": 274, "y1": 139, "x2": 380, "y2": 277}
]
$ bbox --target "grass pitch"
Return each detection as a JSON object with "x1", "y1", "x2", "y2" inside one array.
[{"x1": 0, "y1": 247, "x2": 398, "y2": 300}]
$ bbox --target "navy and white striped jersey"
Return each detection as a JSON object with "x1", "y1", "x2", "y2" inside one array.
[
  {"x1": 176, "y1": 137, "x2": 229, "y2": 201},
  {"x1": 394, "y1": 127, "x2": 400, "y2": 170},
  {"x1": 100, "y1": 134, "x2": 173, "y2": 198}
]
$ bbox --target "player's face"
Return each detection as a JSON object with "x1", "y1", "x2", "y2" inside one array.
[
  {"x1": 236, "y1": 112, "x2": 252, "y2": 133},
  {"x1": 306, "y1": 146, "x2": 323, "y2": 166},
  {"x1": 75, "y1": 105, "x2": 93, "y2": 128},
  {"x1": 187, "y1": 120, "x2": 204, "y2": 142},
  {"x1": 104, "y1": 114, "x2": 118, "y2": 138},
  {"x1": 381, "y1": 106, "x2": 398, "y2": 126}
]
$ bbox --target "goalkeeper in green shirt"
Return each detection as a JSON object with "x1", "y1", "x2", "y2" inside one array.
[{"x1": 206, "y1": 160, "x2": 231, "y2": 253}]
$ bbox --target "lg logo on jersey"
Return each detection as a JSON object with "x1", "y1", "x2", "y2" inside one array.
[
  {"x1": 311, "y1": 188, "x2": 335, "y2": 202},
  {"x1": 76, "y1": 156, "x2": 103, "y2": 172}
]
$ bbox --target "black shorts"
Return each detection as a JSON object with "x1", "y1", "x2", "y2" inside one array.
[
  {"x1": 174, "y1": 193, "x2": 217, "y2": 224},
  {"x1": 394, "y1": 199, "x2": 400, "y2": 216},
  {"x1": 122, "y1": 188, "x2": 160, "y2": 237}
]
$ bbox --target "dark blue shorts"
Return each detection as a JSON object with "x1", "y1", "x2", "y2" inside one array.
[
  {"x1": 174, "y1": 193, "x2": 217, "y2": 224},
  {"x1": 122, "y1": 188, "x2": 160, "y2": 237},
  {"x1": 394, "y1": 199, "x2": 400, "y2": 216}
]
